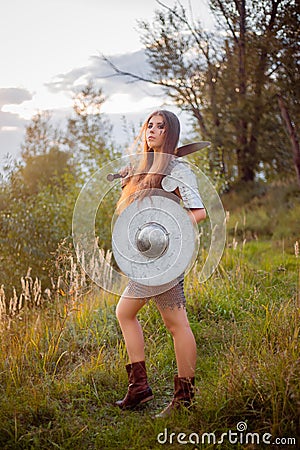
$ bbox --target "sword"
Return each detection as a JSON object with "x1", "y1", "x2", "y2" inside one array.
[
  {"x1": 174, "y1": 141, "x2": 210, "y2": 157},
  {"x1": 107, "y1": 141, "x2": 210, "y2": 181}
]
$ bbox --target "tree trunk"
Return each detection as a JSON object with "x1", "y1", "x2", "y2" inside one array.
[
  {"x1": 236, "y1": 0, "x2": 255, "y2": 181},
  {"x1": 277, "y1": 94, "x2": 300, "y2": 186}
]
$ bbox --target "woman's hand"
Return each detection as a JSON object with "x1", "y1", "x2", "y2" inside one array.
[
  {"x1": 119, "y1": 165, "x2": 134, "y2": 188},
  {"x1": 188, "y1": 208, "x2": 206, "y2": 224}
]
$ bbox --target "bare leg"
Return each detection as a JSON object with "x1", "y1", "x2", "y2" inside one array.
[
  {"x1": 115, "y1": 295, "x2": 153, "y2": 409},
  {"x1": 116, "y1": 294, "x2": 147, "y2": 363},
  {"x1": 157, "y1": 305, "x2": 196, "y2": 377}
]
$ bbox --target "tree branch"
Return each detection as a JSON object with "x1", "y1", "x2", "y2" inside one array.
[
  {"x1": 156, "y1": 0, "x2": 212, "y2": 61},
  {"x1": 213, "y1": 0, "x2": 238, "y2": 43},
  {"x1": 101, "y1": 54, "x2": 174, "y2": 89}
]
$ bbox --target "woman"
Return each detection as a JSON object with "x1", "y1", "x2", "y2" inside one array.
[{"x1": 114, "y1": 110, "x2": 206, "y2": 418}]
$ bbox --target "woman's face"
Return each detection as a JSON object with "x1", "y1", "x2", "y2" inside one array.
[{"x1": 145, "y1": 115, "x2": 166, "y2": 151}]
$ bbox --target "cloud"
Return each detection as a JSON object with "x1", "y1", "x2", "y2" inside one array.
[
  {"x1": 0, "y1": 87, "x2": 32, "y2": 108},
  {"x1": 43, "y1": 49, "x2": 190, "y2": 147},
  {"x1": 0, "y1": 88, "x2": 32, "y2": 158},
  {"x1": 0, "y1": 126, "x2": 25, "y2": 160},
  {"x1": 0, "y1": 110, "x2": 27, "y2": 128},
  {"x1": 0, "y1": 110, "x2": 27, "y2": 158},
  {"x1": 0, "y1": 50, "x2": 171, "y2": 162},
  {"x1": 46, "y1": 67, "x2": 90, "y2": 95},
  {"x1": 45, "y1": 50, "x2": 163, "y2": 102}
]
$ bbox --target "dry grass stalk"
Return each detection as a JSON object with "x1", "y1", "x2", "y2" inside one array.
[{"x1": 0, "y1": 245, "x2": 113, "y2": 324}]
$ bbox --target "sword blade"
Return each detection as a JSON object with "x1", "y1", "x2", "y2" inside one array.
[{"x1": 176, "y1": 141, "x2": 210, "y2": 157}]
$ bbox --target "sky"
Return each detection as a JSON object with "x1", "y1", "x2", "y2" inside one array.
[{"x1": 0, "y1": 0, "x2": 214, "y2": 166}]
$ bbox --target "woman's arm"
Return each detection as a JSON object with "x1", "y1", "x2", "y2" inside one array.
[{"x1": 188, "y1": 208, "x2": 206, "y2": 224}]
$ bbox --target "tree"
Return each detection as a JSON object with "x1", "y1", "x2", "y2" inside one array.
[
  {"x1": 0, "y1": 84, "x2": 119, "y2": 290},
  {"x1": 103, "y1": 3, "x2": 225, "y2": 176},
  {"x1": 65, "y1": 82, "x2": 119, "y2": 177},
  {"x1": 104, "y1": 0, "x2": 297, "y2": 186},
  {"x1": 277, "y1": 95, "x2": 300, "y2": 185},
  {"x1": 273, "y1": 1, "x2": 300, "y2": 185},
  {"x1": 210, "y1": 0, "x2": 295, "y2": 182},
  {"x1": 63, "y1": 82, "x2": 122, "y2": 251},
  {"x1": 21, "y1": 111, "x2": 54, "y2": 159},
  {"x1": 0, "y1": 112, "x2": 77, "y2": 290}
]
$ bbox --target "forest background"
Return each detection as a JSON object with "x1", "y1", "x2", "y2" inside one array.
[{"x1": 0, "y1": 1, "x2": 299, "y2": 449}]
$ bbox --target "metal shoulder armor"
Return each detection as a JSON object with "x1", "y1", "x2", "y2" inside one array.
[{"x1": 161, "y1": 159, "x2": 204, "y2": 209}]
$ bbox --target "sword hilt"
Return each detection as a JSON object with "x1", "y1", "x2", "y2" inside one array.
[{"x1": 107, "y1": 173, "x2": 123, "y2": 181}]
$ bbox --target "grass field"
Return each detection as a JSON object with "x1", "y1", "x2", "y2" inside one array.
[{"x1": 0, "y1": 239, "x2": 299, "y2": 449}]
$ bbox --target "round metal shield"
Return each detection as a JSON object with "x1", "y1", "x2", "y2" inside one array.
[{"x1": 112, "y1": 194, "x2": 198, "y2": 286}]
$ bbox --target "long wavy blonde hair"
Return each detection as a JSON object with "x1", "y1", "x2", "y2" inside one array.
[{"x1": 117, "y1": 110, "x2": 180, "y2": 211}]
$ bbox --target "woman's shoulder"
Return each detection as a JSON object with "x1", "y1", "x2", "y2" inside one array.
[
  {"x1": 162, "y1": 158, "x2": 195, "y2": 192},
  {"x1": 166, "y1": 157, "x2": 194, "y2": 178},
  {"x1": 162, "y1": 158, "x2": 204, "y2": 209}
]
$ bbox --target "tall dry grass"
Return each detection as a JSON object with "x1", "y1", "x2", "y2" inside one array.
[{"x1": 0, "y1": 236, "x2": 299, "y2": 449}]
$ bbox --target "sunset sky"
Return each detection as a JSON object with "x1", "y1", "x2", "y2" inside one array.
[{"x1": 0, "y1": 0, "x2": 214, "y2": 165}]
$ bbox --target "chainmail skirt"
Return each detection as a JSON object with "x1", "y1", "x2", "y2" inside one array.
[{"x1": 122, "y1": 275, "x2": 186, "y2": 309}]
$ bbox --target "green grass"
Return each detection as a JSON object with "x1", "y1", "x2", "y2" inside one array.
[
  {"x1": 0, "y1": 240, "x2": 299, "y2": 449},
  {"x1": 222, "y1": 180, "x2": 300, "y2": 243}
]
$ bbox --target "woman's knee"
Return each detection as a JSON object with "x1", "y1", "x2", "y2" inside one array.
[
  {"x1": 164, "y1": 319, "x2": 191, "y2": 337},
  {"x1": 115, "y1": 296, "x2": 141, "y2": 324},
  {"x1": 115, "y1": 304, "x2": 122, "y2": 323},
  {"x1": 115, "y1": 300, "x2": 129, "y2": 324},
  {"x1": 159, "y1": 307, "x2": 190, "y2": 336}
]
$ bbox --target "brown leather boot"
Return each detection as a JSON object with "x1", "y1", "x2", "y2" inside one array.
[
  {"x1": 155, "y1": 375, "x2": 195, "y2": 418},
  {"x1": 115, "y1": 361, "x2": 154, "y2": 409}
]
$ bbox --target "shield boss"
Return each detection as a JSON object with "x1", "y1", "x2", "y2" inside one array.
[{"x1": 112, "y1": 195, "x2": 197, "y2": 286}]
